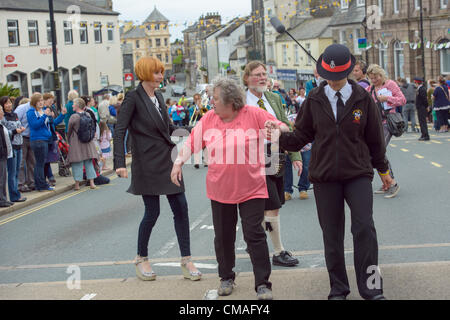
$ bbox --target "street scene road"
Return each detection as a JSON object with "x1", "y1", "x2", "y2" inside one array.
[{"x1": 0, "y1": 129, "x2": 449, "y2": 300}]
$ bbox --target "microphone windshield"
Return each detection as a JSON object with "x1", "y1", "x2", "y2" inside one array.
[{"x1": 270, "y1": 17, "x2": 286, "y2": 33}]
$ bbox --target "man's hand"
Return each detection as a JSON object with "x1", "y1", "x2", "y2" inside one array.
[
  {"x1": 292, "y1": 160, "x2": 303, "y2": 176},
  {"x1": 116, "y1": 167, "x2": 128, "y2": 178}
]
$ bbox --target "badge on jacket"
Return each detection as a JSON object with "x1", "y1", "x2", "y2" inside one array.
[{"x1": 352, "y1": 109, "x2": 362, "y2": 124}]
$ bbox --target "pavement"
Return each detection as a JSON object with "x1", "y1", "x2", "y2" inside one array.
[
  {"x1": 0, "y1": 156, "x2": 132, "y2": 218},
  {"x1": 1, "y1": 260, "x2": 450, "y2": 300}
]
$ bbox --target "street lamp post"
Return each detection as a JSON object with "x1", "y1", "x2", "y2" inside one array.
[
  {"x1": 48, "y1": 0, "x2": 62, "y2": 110},
  {"x1": 419, "y1": 0, "x2": 426, "y2": 82}
]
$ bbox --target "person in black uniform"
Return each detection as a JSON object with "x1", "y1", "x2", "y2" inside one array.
[
  {"x1": 414, "y1": 77, "x2": 430, "y2": 141},
  {"x1": 267, "y1": 44, "x2": 391, "y2": 300}
]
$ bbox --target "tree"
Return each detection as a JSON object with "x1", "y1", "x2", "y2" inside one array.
[{"x1": 0, "y1": 83, "x2": 20, "y2": 97}]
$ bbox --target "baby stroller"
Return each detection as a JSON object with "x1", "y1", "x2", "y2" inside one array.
[{"x1": 56, "y1": 132, "x2": 71, "y2": 177}]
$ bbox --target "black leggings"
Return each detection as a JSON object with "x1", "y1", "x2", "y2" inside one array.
[{"x1": 137, "y1": 192, "x2": 191, "y2": 257}]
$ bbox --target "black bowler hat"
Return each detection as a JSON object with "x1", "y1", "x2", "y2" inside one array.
[{"x1": 316, "y1": 44, "x2": 356, "y2": 81}]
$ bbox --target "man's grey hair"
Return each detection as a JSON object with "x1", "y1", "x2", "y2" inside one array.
[{"x1": 212, "y1": 77, "x2": 245, "y2": 111}]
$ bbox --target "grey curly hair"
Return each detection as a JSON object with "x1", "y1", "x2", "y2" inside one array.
[{"x1": 212, "y1": 77, "x2": 245, "y2": 111}]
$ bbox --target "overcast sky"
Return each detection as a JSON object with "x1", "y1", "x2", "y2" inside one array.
[{"x1": 113, "y1": 0, "x2": 252, "y2": 41}]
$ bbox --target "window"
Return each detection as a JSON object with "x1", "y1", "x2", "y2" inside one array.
[
  {"x1": 136, "y1": 40, "x2": 140, "y2": 48},
  {"x1": 414, "y1": 0, "x2": 420, "y2": 10},
  {"x1": 149, "y1": 39, "x2": 152, "y2": 47},
  {"x1": 156, "y1": 38, "x2": 161, "y2": 47},
  {"x1": 356, "y1": 0, "x2": 365, "y2": 6},
  {"x1": 7, "y1": 20, "x2": 19, "y2": 46},
  {"x1": 294, "y1": 45, "x2": 300, "y2": 65},
  {"x1": 378, "y1": 0, "x2": 384, "y2": 15},
  {"x1": 340, "y1": 0, "x2": 349, "y2": 9},
  {"x1": 393, "y1": 0, "x2": 400, "y2": 13},
  {"x1": 31, "y1": 71, "x2": 43, "y2": 93},
  {"x1": 394, "y1": 41, "x2": 405, "y2": 79},
  {"x1": 165, "y1": 53, "x2": 169, "y2": 63},
  {"x1": 107, "y1": 23, "x2": 114, "y2": 42},
  {"x1": 63, "y1": 21, "x2": 73, "y2": 44},
  {"x1": 440, "y1": 41, "x2": 450, "y2": 74},
  {"x1": 340, "y1": 30, "x2": 347, "y2": 45},
  {"x1": 306, "y1": 43, "x2": 312, "y2": 65},
  {"x1": 164, "y1": 38, "x2": 168, "y2": 47},
  {"x1": 440, "y1": 0, "x2": 448, "y2": 8},
  {"x1": 80, "y1": 21, "x2": 88, "y2": 44},
  {"x1": 46, "y1": 20, "x2": 56, "y2": 44},
  {"x1": 157, "y1": 54, "x2": 162, "y2": 61},
  {"x1": 155, "y1": 23, "x2": 160, "y2": 30},
  {"x1": 282, "y1": 44, "x2": 287, "y2": 65},
  {"x1": 94, "y1": 22, "x2": 102, "y2": 43},
  {"x1": 379, "y1": 42, "x2": 388, "y2": 73},
  {"x1": 28, "y1": 20, "x2": 39, "y2": 45}
]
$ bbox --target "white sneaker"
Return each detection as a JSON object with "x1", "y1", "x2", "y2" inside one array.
[
  {"x1": 384, "y1": 184, "x2": 400, "y2": 199},
  {"x1": 374, "y1": 186, "x2": 386, "y2": 194}
]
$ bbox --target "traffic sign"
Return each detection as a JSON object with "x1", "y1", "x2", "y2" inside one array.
[{"x1": 124, "y1": 73, "x2": 134, "y2": 81}]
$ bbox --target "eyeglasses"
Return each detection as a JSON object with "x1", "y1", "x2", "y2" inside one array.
[{"x1": 249, "y1": 72, "x2": 267, "y2": 78}]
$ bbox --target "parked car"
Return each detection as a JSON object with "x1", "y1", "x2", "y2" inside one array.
[
  {"x1": 171, "y1": 85, "x2": 186, "y2": 97},
  {"x1": 195, "y1": 83, "x2": 209, "y2": 94}
]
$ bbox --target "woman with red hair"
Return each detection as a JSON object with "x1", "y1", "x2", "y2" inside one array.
[{"x1": 114, "y1": 57, "x2": 201, "y2": 282}]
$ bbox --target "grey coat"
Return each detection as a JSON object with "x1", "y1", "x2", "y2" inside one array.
[
  {"x1": 67, "y1": 112, "x2": 99, "y2": 163},
  {"x1": 114, "y1": 83, "x2": 186, "y2": 196}
]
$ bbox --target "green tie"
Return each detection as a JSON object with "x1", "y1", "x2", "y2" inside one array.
[{"x1": 257, "y1": 98, "x2": 267, "y2": 111}]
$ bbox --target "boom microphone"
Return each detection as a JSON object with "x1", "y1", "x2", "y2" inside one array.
[
  {"x1": 270, "y1": 17, "x2": 286, "y2": 34},
  {"x1": 269, "y1": 17, "x2": 317, "y2": 64}
]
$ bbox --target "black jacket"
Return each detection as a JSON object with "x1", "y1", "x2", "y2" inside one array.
[
  {"x1": 279, "y1": 80, "x2": 389, "y2": 183},
  {"x1": 114, "y1": 83, "x2": 186, "y2": 195},
  {"x1": 415, "y1": 85, "x2": 428, "y2": 109}
]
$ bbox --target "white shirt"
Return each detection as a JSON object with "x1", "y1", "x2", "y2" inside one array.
[
  {"x1": 324, "y1": 81, "x2": 353, "y2": 122},
  {"x1": 149, "y1": 96, "x2": 163, "y2": 119},
  {"x1": 246, "y1": 90, "x2": 276, "y2": 118}
]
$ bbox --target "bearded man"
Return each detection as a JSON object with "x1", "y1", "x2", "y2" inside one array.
[{"x1": 242, "y1": 61, "x2": 302, "y2": 267}]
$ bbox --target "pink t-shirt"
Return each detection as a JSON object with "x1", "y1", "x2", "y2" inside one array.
[{"x1": 184, "y1": 105, "x2": 283, "y2": 204}]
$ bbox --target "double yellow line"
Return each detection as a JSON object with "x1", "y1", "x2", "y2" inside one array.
[{"x1": 0, "y1": 189, "x2": 87, "y2": 227}]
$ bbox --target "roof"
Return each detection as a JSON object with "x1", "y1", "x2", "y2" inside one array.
[
  {"x1": 217, "y1": 17, "x2": 249, "y2": 38},
  {"x1": 121, "y1": 26, "x2": 147, "y2": 39},
  {"x1": 143, "y1": 6, "x2": 169, "y2": 23},
  {"x1": 0, "y1": 0, "x2": 118, "y2": 15},
  {"x1": 328, "y1": 1, "x2": 365, "y2": 27},
  {"x1": 276, "y1": 17, "x2": 333, "y2": 41}
]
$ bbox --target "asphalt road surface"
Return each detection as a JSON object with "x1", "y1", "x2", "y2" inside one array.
[{"x1": 1, "y1": 131, "x2": 449, "y2": 294}]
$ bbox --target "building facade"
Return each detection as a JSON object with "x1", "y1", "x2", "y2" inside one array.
[
  {"x1": 120, "y1": 6, "x2": 172, "y2": 80},
  {"x1": 1, "y1": 0, "x2": 122, "y2": 104},
  {"x1": 365, "y1": 0, "x2": 449, "y2": 81}
]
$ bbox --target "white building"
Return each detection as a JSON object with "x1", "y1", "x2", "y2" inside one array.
[{"x1": 0, "y1": 0, "x2": 122, "y2": 105}]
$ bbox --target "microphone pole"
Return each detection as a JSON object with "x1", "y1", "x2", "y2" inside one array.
[{"x1": 270, "y1": 17, "x2": 317, "y2": 64}]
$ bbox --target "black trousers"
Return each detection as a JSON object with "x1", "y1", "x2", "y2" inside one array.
[
  {"x1": 313, "y1": 177, "x2": 383, "y2": 299},
  {"x1": 211, "y1": 198, "x2": 272, "y2": 291},
  {"x1": 416, "y1": 105, "x2": 429, "y2": 138}
]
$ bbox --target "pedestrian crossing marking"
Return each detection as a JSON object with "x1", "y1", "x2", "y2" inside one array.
[
  {"x1": 430, "y1": 140, "x2": 442, "y2": 144},
  {"x1": 414, "y1": 154, "x2": 424, "y2": 159},
  {"x1": 431, "y1": 162, "x2": 442, "y2": 168},
  {"x1": 389, "y1": 144, "x2": 397, "y2": 147},
  {"x1": 400, "y1": 148, "x2": 409, "y2": 152}
]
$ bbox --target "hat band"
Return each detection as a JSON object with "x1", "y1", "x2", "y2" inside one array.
[{"x1": 321, "y1": 59, "x2": 351, "y2": 73}]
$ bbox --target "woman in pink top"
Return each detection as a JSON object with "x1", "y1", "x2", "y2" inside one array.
[
  {"x1": 367, "y1": 64, "x2": 406, "y2": 199},
  {"x1": 171, "y1": 77, "x2": 288, "y2": 300}
]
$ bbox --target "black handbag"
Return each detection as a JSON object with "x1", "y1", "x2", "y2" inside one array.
[{"x1": 371, "y1": 87, "x2": 405, "y2": 137}]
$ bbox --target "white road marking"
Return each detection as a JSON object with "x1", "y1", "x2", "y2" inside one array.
[
  {"x1": 80, "y1": 293, "x2": 97, "y2": 300},
  {"x1": 153, "y1": 262, "x2": 217, "y2": 269}
]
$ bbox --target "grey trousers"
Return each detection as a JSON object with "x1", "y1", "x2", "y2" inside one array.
[
  {"x1": 0, "y1": 159, "x2": 7, "y2": 202},
  {"x1": 402, "y1": 103, "x2": 416, "y2": 131},
  {"x1": 18, "y1": 137, "x2": 35, "y2": 187}
]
